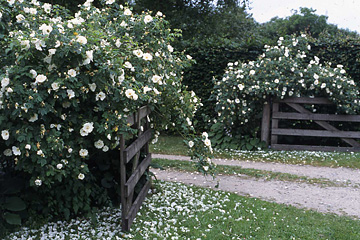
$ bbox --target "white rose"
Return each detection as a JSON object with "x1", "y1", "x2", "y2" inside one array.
[
  {"x1": 76, "y1": 36, "x2": 87, "y2": 44},
  {"x1": 1, "y1": 130, "x2": 9, "y2": 140},
  {"x1": 78, "y1": 173, "x2": 85, "y2": 180},
  {"x1": 35, "y1": 74, "x2": 47, "y2": 84},
  {"x1": 79, "y1": 149, "x2": 88, "y2": 157},
  {"x1": 67, "y1": 69, "x2": 77, "y2": 77},
  {"x1": 124, "y1": 8, "x2": 132, "y2": 16},
  {"x1": 144, "y1": 15, "x2": 153, "y2": 24},
  {"x1": 1, "y1": 77, "x2": 10, "y2": 88},
  {"x1": 94, "y1": 140, "x2": 104, "y2": 149}
]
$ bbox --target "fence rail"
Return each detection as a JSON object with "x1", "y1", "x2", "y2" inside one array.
[
  {"x1": 261, "y1": 97, "x2": 360, "y2": 152},
  {"x1": 120, "y1": 106, "x2": 152, "y2": 231}
]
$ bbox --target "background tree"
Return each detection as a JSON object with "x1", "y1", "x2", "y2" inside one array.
[{"x1": 257, "y1": 7, "x2": 356, "y2": 45}]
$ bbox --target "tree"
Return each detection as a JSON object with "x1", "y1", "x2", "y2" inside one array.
[{"x1": 258, "y1": 7, "x2": 347, "y2": 45}]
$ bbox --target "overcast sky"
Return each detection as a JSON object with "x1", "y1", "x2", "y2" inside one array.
[{"x1": 247, "y1": 0, "x2": 360, "y2": 33}]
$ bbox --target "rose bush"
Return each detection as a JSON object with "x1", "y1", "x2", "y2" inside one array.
[
  {"x1": 0, "y1": 0, "x2": 214, "y2": 223},
  {"x1": 211, "y1": 34, "x2": 360, "y2": 148}
]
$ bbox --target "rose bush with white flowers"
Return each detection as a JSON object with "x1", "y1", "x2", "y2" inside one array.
[
  {"x1": 0, "y1": 0, "x2": 214, "y2": 223},
  {"x1": 211, "y1": 34, "x2": 360, "y2": 147}
]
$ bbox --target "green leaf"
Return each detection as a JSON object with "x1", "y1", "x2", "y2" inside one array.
[
  {"x1": 4, "y1": 212, "x2": 22, "y2": 225},
  {"x1": 246, "y1": 143, "x2": 253, "y2": 150},
  {"x1": 101, "y1": 178, "x2": 113, "y2": 188},
  {"x1": 4, "y1": 197, "x2": 26, "y2": 211}
]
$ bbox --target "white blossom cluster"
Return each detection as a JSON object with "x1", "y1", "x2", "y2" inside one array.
[
  {"x1": 213, "y1": 34, "x2": 360, "y2": 131},
  {"x1": 0, "y1": 0, "x2": 203, "y2": 190}
]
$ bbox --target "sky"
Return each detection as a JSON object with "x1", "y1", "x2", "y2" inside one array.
[{"x1": 247, "y1": 0, "x2": 360, "y2": 33}]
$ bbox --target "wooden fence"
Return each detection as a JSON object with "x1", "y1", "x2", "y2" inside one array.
[
  {"x1": 261, "y1": 97, "x2": 360, "y2": 152},
  {"x1": 120, "y1": 106, "x2": 152, "y2": 231}
]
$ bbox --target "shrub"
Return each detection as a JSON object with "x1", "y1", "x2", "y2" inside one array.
[
  {"x1": 211, "y1": 34, "x2": 360, "y2": 149},
  {"x1": 0, "y1": 0, "x2": 214, "y2": 225}
]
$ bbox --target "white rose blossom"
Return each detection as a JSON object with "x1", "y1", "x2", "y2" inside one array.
[
  {"x1": 29, "y1": 113, "x2": 38, "y2": 122},
  {"x1": 76, "y1": 36, "x2": 87, "y2": 44},
  {"x1": 67, "y1": 69, "x2": 77, "y2": 77},
  {"x1": 39, "y1": 24, "x2": 53, "y2": 35},
  {"x1": 79, "y1": 149, "x2": 88, "y2": 157},
  {"x1": 1, "y1": 78, "x2": 9, "y2": 88},
  {"x1": 125, "y1": 89, "x2": 138, "y2": 100},
  {"x1": 34, "y1": 179, "x2": 42, "y2": 186},
  {"x1": 144, "y1": 15, "x2": 153, "y2": 23},
  {"x1": 12, "y1": 146, "x2": 21, "y2": 156},
  {"x1": 143, "y1": 53, "x2": 153, "y2": 61},
  {"x1": 67, "y1": 89, "x2": 75, "y2": 99},
  {"x1": 124, "y1": 8, "x2": 132, "y2": 16},
  {"x1": 78, "y1": 173, "x2": 85, "y2": 180},
  {"x1": 94, "y1": 140, "x2": 104, "y2": 149},
  {"x1": 35, "y1": 74, "x2": 47, "y2": 84},
  {"x1": 96, "y1": 92, "x2": 106, "y2": 101},
  {"x1": 1, "y1": 130, "x2": 9, "y2": 140}
]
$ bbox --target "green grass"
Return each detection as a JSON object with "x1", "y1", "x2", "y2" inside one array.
[
  {"x1": 151, "y1": 135, "x2": 360, "y2": 169},
  {"x1": 150, "y1": 134, "x2": 189, "y2": 155},
  {"x1": 152, "y1": 158, "x2": 345, "y2": 187},
  {"x1": 6, "y1": 181, "x2": 360, "y2": 239}
]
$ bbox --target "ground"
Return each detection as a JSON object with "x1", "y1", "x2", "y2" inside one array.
[{"x1": 152, "y1": 153, "x2": 360, "y2": 218}]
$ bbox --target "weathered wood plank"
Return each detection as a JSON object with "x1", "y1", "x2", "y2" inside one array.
[
  {"x1": 286, "y1": 103, "x2": 360, "y2": 147},
  {"x1": 271, "y1": 144, "x2": 360, "y2": 152},
  {"x1": 273, "y1": 112, "x2": 360, "y2": 122},
  {"x1": 274, "y1": 97, "x2": 333, "y2": 105},
  {"x1": 120, "y1": 135, "x2": 128, "y2": 232},
  {"x1": 261, "y1": 101, "x2": 271, "y2": 146},
  {"x1": 138, "y1": 106, "x2": 151, "y2": 122},
  {"x1": 271, "y1": 102, "x2": 279, "y2": 145},
  {"x1": 126, "y1": 106, "x2": 151, "y2": 126},
  {"x1": 123, "y1": 179, "x2": 151, "y2": 231},
  {"x1": 272, "y1": 128, "x2": 360, "y2": 138},
  {"x1": 125, "y1": 154, "x2": 152, "y2": 196},
  {"x1": 124, "y1": 129, "x2": 152, "y2": 163}
]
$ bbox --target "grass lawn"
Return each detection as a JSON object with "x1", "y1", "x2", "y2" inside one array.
[
  {"x1": 151, "y1": 135, "x2": 360, "y2": 169},
  {"x1": 5, "y1": 180, "x2": 360, "y2": 240}
]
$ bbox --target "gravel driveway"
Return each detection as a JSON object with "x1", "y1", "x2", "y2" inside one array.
[{"x1": 152, "y1": 154, "x2": 360, "y2": 218}]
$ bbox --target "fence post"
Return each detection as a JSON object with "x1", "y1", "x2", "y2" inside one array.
[{"x1": 261, "y1": 98, "x2": 271, "y2": 147}]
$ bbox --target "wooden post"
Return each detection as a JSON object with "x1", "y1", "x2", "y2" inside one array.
[
  {"x1": 261, "y1": 99, "x2": 271, "y2": 146},
  {"x1": 119, "y1": 134, "x2": 129, "y2": 232},
  {"x1": 271, "y1": 102, "x2": 279, "y2": 146}
]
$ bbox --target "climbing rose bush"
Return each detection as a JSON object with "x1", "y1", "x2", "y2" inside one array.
[
  {"x1": 0, "y1": 0, "x2": 214, "y2": 219},
  {"x1": 213, "y1": 34, "x2": 360, "y2": 134}
]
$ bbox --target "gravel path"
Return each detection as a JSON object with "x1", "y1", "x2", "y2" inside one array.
[
  {"x1": 153, "y1": 154, "x2": 360, "y2": 185},
  {"x1": 152, "y1": 154, "x2": 360, "y2": 218}
]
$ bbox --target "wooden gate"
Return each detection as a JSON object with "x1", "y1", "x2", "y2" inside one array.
[
  {"x1": 261, "y1": 97, "x2": 360, "y2": 152},
  {"x1": 120, "y1": 106, "x2": 152, "y2": 231}
]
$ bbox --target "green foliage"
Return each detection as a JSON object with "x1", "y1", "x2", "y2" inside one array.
[
  {"x1": 132, "y1": 0, "x2": 263, "y2": 131},
  {"x1": 0, "y1": 173, "x2": 27, "y2": 228},
  {"x1": 258, "y1": 7, "x2": 347, "y2": 45},
  {"x1": 208, "y1": 122, "x2": 265, "y2": 150},
  {"x1": 211, "y1": 34, "x2": 360, "y2": 146},
  {"x1": 310, "y1": 32, "x2": 360, "y2": 84},
  {"x1": 0, "y1": 0, "x2": 213, "y2": 224}
]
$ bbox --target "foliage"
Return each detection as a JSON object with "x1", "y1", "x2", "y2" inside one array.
[
  {"x1": 211, "y1": 34, "x2": 360, "y2": 146},
  {"x1": 208, "y1": 122, "x2": 265, "y2": 150},
  {"x1": 310, "y1": 32, "x2": 360, "y2": 84},
  {"x1": 257, "y1": 7, "x2": 357, "y2": 46},
  {"x1": 0, "y1": 0, "x2": 214, "y2": 224},
  {"x1": 132, "y1": 0, "x2": 263, "y2": 131}
]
